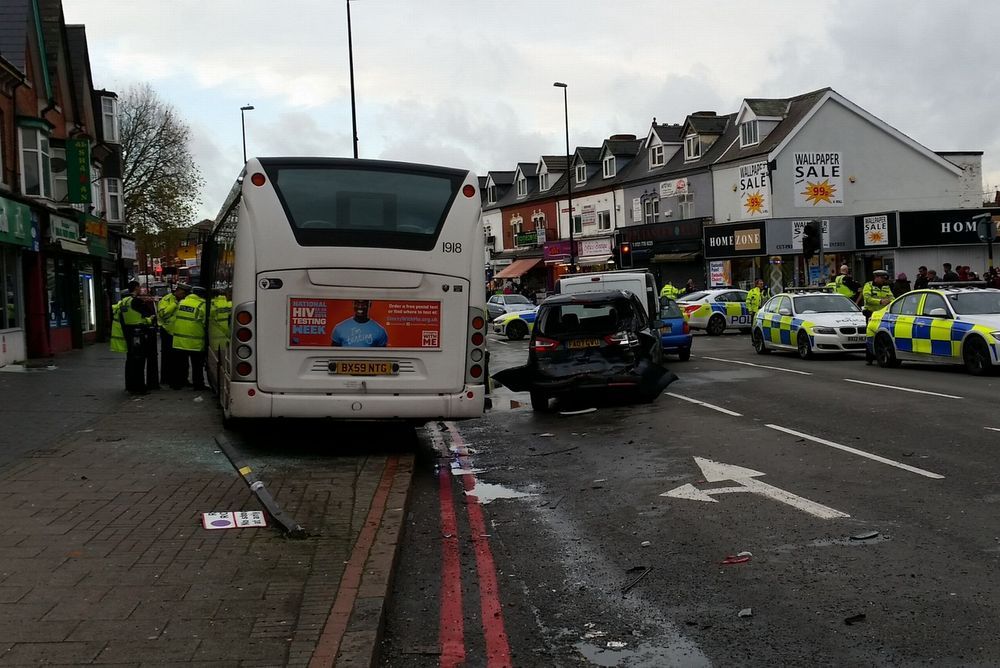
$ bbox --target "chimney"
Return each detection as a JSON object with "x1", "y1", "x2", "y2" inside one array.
[
  {"x1": 692, "y1": 111, "x2": 717, "y2": 116},
  {"x1": 608, "y1": 134, "x2": 637, "y2": 142}
]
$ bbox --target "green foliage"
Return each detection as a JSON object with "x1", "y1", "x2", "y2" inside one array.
[{"x1": 119, "y1": 83, "x2": 203, "y2": 236}]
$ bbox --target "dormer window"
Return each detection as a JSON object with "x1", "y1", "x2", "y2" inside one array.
[
  {"x1": 516, "y1": 175, "x2": 527, "y2": 197},
  {"x1": 539, "y1": 173, "x2": 549, "y2": 191},
  {"x1": 650, "y1": 145, "x2": 664, "y2": 168},
  {"x1": 740, "y1": 120, "x2": 759, "y2": 147},
  {"x1": 576, "y1": 164, "x2": 586, "y2": 184},
  {"x1": 602, "y1": 156, "x2": 616, "y2": 179},
  {"x1": 487, "y1": 184, "x2": 496, "y2": 204},
  {"x1": 684, "y1": 134, "x2": 701, "y2": 161}
]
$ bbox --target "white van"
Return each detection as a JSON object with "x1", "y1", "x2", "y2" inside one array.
[{"x1": 555, "y1": 271, "x2": 659, "y2": 323}]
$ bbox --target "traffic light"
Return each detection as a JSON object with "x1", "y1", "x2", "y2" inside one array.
[
  {"x1": 802, "y1": 221, "x2": 821, "y2": 260},
  {"x1": 619, "y1": 242, "x2": 632, "y2": 268}
]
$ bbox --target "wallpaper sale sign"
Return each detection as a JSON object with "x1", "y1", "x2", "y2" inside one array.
[
  {"x1": 793, "y1": 152, "x2": 843, "y2": 207},
  {"x1": 738, "y1": 161, "x2": 770, "y2": 218},
  {"x1": 288, "y1": 298, "x2": 441, "y2": 349}
]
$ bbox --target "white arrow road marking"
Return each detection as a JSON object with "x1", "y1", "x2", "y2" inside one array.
[
  {"x1": 662, "y1": 457, "x2": 849, "y2": 519},
  {"x1": 698, "y1": 356, "x2": 812, "y2": 376},
  {"x1": 766, "y1": 424, "x2": 945, "y2": 479},
  {"x1": 843, "y1": 378, "x2": 962, "y2": 399},
  {"x1": 666, "y1": 392, "x2": 743, "y2": 417}
]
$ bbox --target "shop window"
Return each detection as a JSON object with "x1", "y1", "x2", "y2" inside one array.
[
  {"x1": 19, "y1": 127, "x2": 52, "y2": 198},
  {"x1": 46, "y1": 257, "x2": 71, "y2": 328},
  {"x1": 597, "y1": 211, "x2": 611, "y2": 231},
  {"x1": 79, "y1": 272, "x2": 97, "y2": 333},
  {"x1": 0, "y1": 247, "x2": 21, "y2": 330}
]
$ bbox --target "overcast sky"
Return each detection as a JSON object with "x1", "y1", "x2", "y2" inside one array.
[{"x1": 63, "y1": 0, "x2": 1000, "y2": 222}]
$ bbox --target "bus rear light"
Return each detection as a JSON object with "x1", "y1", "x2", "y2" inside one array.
[
  {"x1": 236, "y1": 362, "x2": 253, "y2": 376},
  {"x1": 248, "y1": 389, "x2": 256, "y2": 397},
  {"x1": 470, "y1": 348, "x2": 483, "y2": 362},
  {"x1": 236, "y1": 328, "x2": 253, "y2": 342},
  {"x1": 471, "y1": 332, "x2": 484, "y2": 346},
  {"x1": 250, "y1": 172, "x2": 266, "y2": 187},
  {"x1": 236, "y1": 344, "x2": 252, "y2": 359},
  {"x1": 236, "y1": 311, "x2": 252, "y2": 325},
  {"x1": 472, "y1": 316, "x2": 485, "y2": 330},
  {"x1": 462, "y1": 184, "x2": 476, "y2": 198},
  {"x1": 469, "y1": 364, "x2": 483, "y2": 378}
]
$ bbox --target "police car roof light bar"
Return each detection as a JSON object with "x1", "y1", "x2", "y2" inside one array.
[
  {"x1": 926, "y1": 281, "x2": 988, "y2": 289},
  {"x1": 785, "y1": 286, "x2": 834, "y2": 293}
]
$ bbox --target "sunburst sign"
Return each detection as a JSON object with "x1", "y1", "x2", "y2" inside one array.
[
  {"x1": 744, "y1": 192, "x2": 765, "y2": 215},
  {"x1": 801, "y1": 180, "x2": 837, "y2": 206},
  {"x1": 865, "y1": 229, "x2": 886, "y2": 245}
]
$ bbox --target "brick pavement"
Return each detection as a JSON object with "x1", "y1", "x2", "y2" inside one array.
[{"x1": 0, "y1": 346, "x2": 412, "y2": 666}]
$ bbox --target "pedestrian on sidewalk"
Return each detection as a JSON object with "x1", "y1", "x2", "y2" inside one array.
[
  {"x1": 913, "y1": 266, "x2": 929, "y2": 290},
  {"x1": 171, "y1": 285, "x2": 208, "y2": 391},
  {"x1": 891, "y1": 273, "x2": 911, "y2": 298},
  {"x1": 157, "y1": 282, "x2": 189, "y2": 388}
]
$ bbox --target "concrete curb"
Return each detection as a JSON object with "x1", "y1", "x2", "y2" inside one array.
[{"x1": 310, "y1": 454, "x2": 415, "y2": 667}]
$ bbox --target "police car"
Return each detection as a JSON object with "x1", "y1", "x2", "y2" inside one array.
[
  {"x1": 751, "y1": 288, "x2": 867, "y2": 359},
  {"x1": 677, "y1": 289, "x2": 751, "y2": 335},
  {"x1": 492, "y1": 308, "x2": 538, "y2": 341},
  {"x1": 868, "y1": 284, "x2": 1000, "y2": 376}
]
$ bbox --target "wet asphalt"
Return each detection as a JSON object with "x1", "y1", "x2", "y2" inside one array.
[{"x1": 381, "y1": 330, "x2": 1000, "y2": 667}]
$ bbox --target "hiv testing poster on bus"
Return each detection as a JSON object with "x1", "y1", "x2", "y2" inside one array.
[{"x1": 288, "y1": 298, "x2": 441, "y2": 349}]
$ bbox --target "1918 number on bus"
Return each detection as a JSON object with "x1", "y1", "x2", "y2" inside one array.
[{"x1": 442, "y1": 242, "x2": 463, "y2": 253}]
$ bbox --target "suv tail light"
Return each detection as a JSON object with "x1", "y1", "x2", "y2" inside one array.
[
  {"x1": 531, "y1": 337, "x2": 560, "y2": 352},
  {"x1": 466, "y1": 307, "x2": 487, "y2": 385},
  {"x1": 231, "y1": 301, "x2": 256, "y2": 381},
  {"x1": 604, "y1": 332, "x2": 638, "y2": 347}
]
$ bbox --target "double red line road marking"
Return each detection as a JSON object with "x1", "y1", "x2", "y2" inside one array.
[{"x1": 433, "y1": 422, "x2": 512, "y2": 668}]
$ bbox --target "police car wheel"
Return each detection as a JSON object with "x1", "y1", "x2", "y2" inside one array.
[
  {"x1": 874, "y1": 334, "x2": 901, "y2": 368},
  {"x1": 963, "y1": 337, "x2": 992, "y2": 376},
  {"x1": 752, "y1": 329, "x2": 769, "y2": 354},
  {"x1": 706, "y1": 315, "x2": 726, "y2": 336},
  {"x1": 506, "y1": 320, "x2": 528, "y2": 341},
  {"x1": 796, "y1": 331, "x2": 813, "y2": 360}
]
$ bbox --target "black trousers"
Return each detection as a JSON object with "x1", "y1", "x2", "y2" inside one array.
[
  {"x1": 173, "y1": 349, "x2": 205, "y2": 390},
  {"x1": 159, "y1": 330, "x2": 174, "y2": 387},
  {"x1": 125, "y1": 327, "x2": 159, "y2": 392}
]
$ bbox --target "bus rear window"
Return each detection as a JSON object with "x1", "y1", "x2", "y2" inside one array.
[{"x1": 262, "y1": 162, "x2": 466, "y2": 250}]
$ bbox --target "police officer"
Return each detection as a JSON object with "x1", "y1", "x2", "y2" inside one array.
[
  {"x1": 659, "y1": 280, "x2": 680, "y2": 299},
  {"x1": 208, "y1": 286, "x2": 232, "y2": 355},
  {"x1": 862, "y1": 269, "x2": 894, "y2": 320},
  {"x1": 745, "y1": 278, "x2": 767, "y2": 318},
  {"x1": 171, "y1": 285, "x2": 208, "y2": 391},
  {"x1": 157, "y1": 282, "x2": 189, "y2": 388},
  {"x1": 111, "y1": 281, "x2": 157, "y2": 394},
  {"x1": 827, "y1": 265, "x2": 861, "y2": 302}
]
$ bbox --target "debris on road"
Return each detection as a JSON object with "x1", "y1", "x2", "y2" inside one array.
[
  {"x1": 721, "y1": 554, "x2": 751, "y2": 565},
  {"x1": 193, "y1": 396, "x2": 204, "y2": 403},
  {"x1": 560, "y1": 407, "x2": 597, "y2": 415},
  {"x1": 640, "y1": 540, "x2": 651, "y2": 547},
  {"x1": 851, "y1": 531, "x2": 880, "y2": 541},
  {"x1": 621, "y1": 567, "x2": 651, "y2": 595},
  {"x1": 529, "y1": 446, "x2": 580, "y2": 457},
  {"x1": 844, "y1": 613, "x2": 867, "y2": 625},
  {"x1": 607, "y1": 641, "x2": 628, "y2": 649},
  {"x1": 738, "y1": 608, "x2": 753, "y2": 618},
  {"x1": 539, "y1": 433, "x2": 554, "y2": 437}
]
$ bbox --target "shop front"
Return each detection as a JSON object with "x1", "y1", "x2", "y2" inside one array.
[
  {"x1": 45, "y1": 214, "x2": 94, "y2": 353},
  {"x1": 620, "y1": 218, "x2": 704, "y2": 289},
  {"x1": 894, "y1": 209, "x2": 1000, "y2": 279},
  {"x1": 703, "y1": 221, "x2": 767, "y2": 289},
  {"x1": 765, "y1": 217, "x2": 858, "y2": 287},
  {"x1": 491, "y1": 250, "x2": 545, "y2": 299},
  {"x1": 852, "y1": 212, "x2": 900, "y2": 280},
  {"x1": 0, "y1": 196, "x2": 35, "y2": 367},
  {"x1": 542, "y1": 236, "x2": 616, "y2": 290}
]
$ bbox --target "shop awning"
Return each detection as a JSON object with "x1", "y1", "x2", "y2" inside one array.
[
  {"x1": 57, "y1": 239, "x2": 90, "y2": 255},
  {"x1": 494, "y1": 258, "x2": 542, "y2": 279},
  {"x1": 652, "y1": 251, "x2": 700, "y2": 263},
  {"x1": 576, "y1": 255, "x2": 614, "y2": 267}
]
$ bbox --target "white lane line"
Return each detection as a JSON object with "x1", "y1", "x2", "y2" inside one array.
[
  {"x1": 843, "y1": 378, "x2": 962, "y2": 400},
  {"x1": 698, "y1": 356, "x2": 812, "y2": 376},
  {"x1": 985, "y1": 427, "x2": 1000, "y2": 433},
  {"x1": 490, "y1": 337, "x2": 508, "y2": 345},
  {"x1": 666, "y1": 392, "x2": 743, "y2": 417},
  {"x1": 766, "y1": 424, "x2": 945, "y2": 479}
]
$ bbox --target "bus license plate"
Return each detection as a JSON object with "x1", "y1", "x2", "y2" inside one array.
[
  {"x1": 567, "y1": 338, "x2": 601, "y2": 349},
  {"x1": 847, "y1": 336, "x2": 866, "y2": 343},
  {"x1": 331, "y1": 361, "x2": 397, "y2": 376}
]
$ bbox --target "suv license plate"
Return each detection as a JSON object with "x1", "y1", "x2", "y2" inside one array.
[
  {"x1": 331, "y1": 360, "x2": 398, "y2": 376},
  {"x1": 847, "y1": 336, "x2": 866, "y2": 343},
  {"x1": 567, "y1": 338, "x2": 601, "y2": 349}
]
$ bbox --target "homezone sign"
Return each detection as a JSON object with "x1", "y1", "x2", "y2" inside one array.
[
  {"x1": 898, "y1": 209, "x2": 1000, "y2": 247},
  {"x1": 704, "y1": 223, "x2": 766, "y2": 259}
]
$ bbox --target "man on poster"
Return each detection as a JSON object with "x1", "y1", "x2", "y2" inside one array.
[{"x1": 331, "y1": 299, "x2": 388, "y2": 347}]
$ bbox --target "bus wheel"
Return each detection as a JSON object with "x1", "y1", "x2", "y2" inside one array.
[
  {"x1": 707, "y1": 315, "x2": 726, "y2": 336},
  {"x1": 506, "y1": 320, "x2": 528, "y2": 341}
]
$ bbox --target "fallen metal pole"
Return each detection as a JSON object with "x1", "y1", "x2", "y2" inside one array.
[{"x1": 214, "y1": 432, "x2": 308, "y2": 539}]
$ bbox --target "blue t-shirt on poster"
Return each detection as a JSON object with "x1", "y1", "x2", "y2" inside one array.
[{"x1": 331, "y1": 318, "x2": 389, "y2": 347}]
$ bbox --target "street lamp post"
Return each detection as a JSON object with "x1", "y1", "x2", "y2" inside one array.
[
  {"x1": 553, "y1": 82, "x2": 574, "y2": 273},
  {"x1": 347, "y1": 0, "x2": 359, "y2": 158},
  {"x1": 240, "y1": 104, "x2": 254, "y2": 164}
]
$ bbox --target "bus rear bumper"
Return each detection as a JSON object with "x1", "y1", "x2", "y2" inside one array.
[{"x1": 228, "y1": 382, "x2": 486, "y2": 420}]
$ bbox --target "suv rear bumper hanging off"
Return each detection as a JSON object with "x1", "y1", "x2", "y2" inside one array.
[{"x1": 228, "y1": 381, "x2": 485, "y2": 419}]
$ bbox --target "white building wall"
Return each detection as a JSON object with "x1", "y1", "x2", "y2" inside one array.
[
  {"x1": 940, "y1": 153, "x2": 984, "y2": 208},
  {"x1": 557, "y1": 189, "x2": 623, "y2": 239}
]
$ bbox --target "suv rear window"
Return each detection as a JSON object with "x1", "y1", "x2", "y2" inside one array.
[
  {"x1": 261, "y1": 160, "x2": 467, "y2": 250},
  {"x1": 537, "y1": 298, "x2": 637, "y2": 337}
]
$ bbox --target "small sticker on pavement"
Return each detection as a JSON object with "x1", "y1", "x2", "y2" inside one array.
[{"x1": 202, "y1": 511, "x2": 268, "y2": 530}]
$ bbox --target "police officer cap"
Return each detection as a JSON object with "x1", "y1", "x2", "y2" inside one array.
[
  {"x1": 873, "y1": 270, "x2": 889, "y2": 277},
  {"x1": 191, "y1": 286, "x2": 207, "y2": 296},
  {"x1": 176, "y1": 282, "x2": 192, "y2": 292}
]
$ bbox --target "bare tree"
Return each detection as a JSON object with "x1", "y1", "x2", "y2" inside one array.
[{"x1": 119, "y1": 83, "x2": 203, "y2": 235}]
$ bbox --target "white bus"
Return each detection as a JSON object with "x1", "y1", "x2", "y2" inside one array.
[{"x1": 201, "y1": 157, "x2": 488, "y2": 421}]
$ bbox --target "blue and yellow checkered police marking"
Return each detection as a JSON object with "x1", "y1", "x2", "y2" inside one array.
[
  {"x1": 757, "y1": 313, "x2": 815, "y2": 346},
  {"x1": 693, "y1": 302, "x2": 752, "y2": 327},
  {"x1": 874, "y1": 313, "x2": 983, "y2": 359}
]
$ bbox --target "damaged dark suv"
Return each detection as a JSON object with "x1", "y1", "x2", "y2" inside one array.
[{"x1": 494, "y1": 290, "x2": 676, "y2": 412}]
